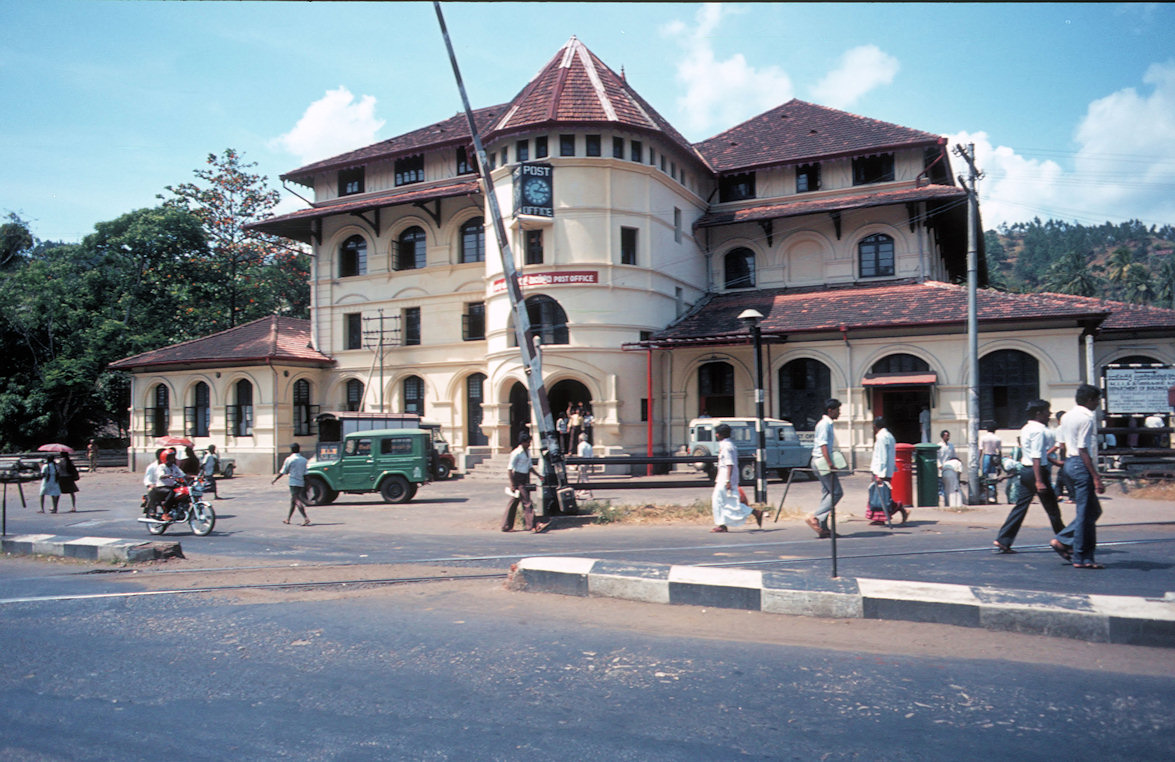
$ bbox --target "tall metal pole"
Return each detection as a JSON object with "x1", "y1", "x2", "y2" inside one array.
[
  {"x1": 434, "y1": 2, "x2": 569, "y2": 495},
  {"x1": 954, "y1": 143, "x2": 983, "y2": 503},
  {"x1": 739, "y1": 309, "x2": 767, "y2": 504}
]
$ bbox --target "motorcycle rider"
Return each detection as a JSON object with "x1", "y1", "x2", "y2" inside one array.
[{"x1": 144, "y1": 448, "x2": 185, "y2": 521}]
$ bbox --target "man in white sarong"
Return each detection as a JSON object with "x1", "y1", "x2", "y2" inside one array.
[{"x1": 710, "y1": 423, "x2": 763, "y2": 532}]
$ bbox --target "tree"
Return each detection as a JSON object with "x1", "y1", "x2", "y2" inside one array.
[
  {"x1": 1042, "y1": 250, "x2": 1103, "y2": 297},
  {"x1": 1104, "y1": 246, "x2": 1135, "y2": 298},
  {"x1": 0, "y1": 213, "x2": 34, "y2": 269},
  {"x1": 161, "y1": 149, "x2": 309, "y2": 331}
]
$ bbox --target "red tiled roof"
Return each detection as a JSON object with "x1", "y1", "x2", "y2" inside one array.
[
  {"x1": 109, "y1": 316, "x2": 334, "y2": 372},
  {"x1": 694, "y1": 99, "x2": 945, "y2": 174},
  {"x1": 247, "y1": 178, "x2": 481, "y2": 243},
  {"x1": 1016, "y1": 293, "x2": 1175, "y2": 333},
  {"x1": 696, "y1": 183, "x2": 966, "y2": 228},
  {"x1": 645, "y1": 281, "x2": 1119, "y2": 345},
  {"x1": 282, "y1": 105, "x2": 507, "y2": 186},
  {"x1": 488, "y1": 36, "x2": 707, "y2": 171}
]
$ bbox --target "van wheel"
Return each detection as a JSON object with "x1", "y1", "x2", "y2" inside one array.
[
  {"x1": 304, "y1": 476, "x2": 336, "y2": 506},
  {"x1": 380, "y1": 475, "x2": 412, "y2": 503},
  {"x1": 776, "y1": 468, "x2": 792, "y2": 481},
  {"x1": 740, "y1": 463, "x2": 757, "y2": 483},
  {"x1": 434, "y1": 461, "x2": 451, "y2": 480},
  {"x1": 221, "y1": 463, "x2": 234, "y2": 478}
]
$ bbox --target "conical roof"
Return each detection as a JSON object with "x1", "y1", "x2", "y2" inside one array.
[{"x1": 488, "y1": 36, "x2": 705, "y2": 167}]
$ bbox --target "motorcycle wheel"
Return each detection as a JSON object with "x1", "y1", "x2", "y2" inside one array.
[
  {"x1": 189, "y1": 502, "x2": 216, "y2": 536},
  {"x1": 147, "y1": 520, "x2": 167, "y2": 536}
]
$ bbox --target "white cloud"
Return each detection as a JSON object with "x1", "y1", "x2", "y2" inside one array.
[
  {"x1": 662, "y1": 4, "x2": 793, "y2": 136},
  {"x1": 810, "y1": 45, "x2": 900, "y2": 110},
  {"x1": 270, "y1": 87, "x2": 385, "y2": 166},
  {"x1": 953, "y1": 61, "x2": 1175, "y2": 228}
]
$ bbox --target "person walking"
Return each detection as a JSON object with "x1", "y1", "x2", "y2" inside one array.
[
  {"x1": 86, "y1": 439, "x2": 97, "y2": 472},
  {"x1": 868, "y1": 416, "x2": 905, "y2": 525},
  {"x1": 272, "y1": 443, "x2": 310, "y2": 526},
  {"x1": 807, "y1": 399, "x2": 843, "y2": 538},
  {"x1": 979, "y1": 421, "x2": 1002, "y2": 503},
  {"x1": 993, "y1": 400, "x2": 1066, "y2": 553},
  {"x1": 710, "y1": 423, "x2": 762, "y2": 532},
  {"x1": 38, "y1": 454, "x2": 61, "y2": 513},
  {"x1": 918, "y1": 406, "x2": 932, "y2": 444},
  {"x1": 200, "y1": 445, "x2": 221, "y2": 499},
  {"x1": 1051, "y1": 385, "x2": 1106, "y2": 569},
  {"x1": 502, "y1": 431, "x2": 549, "y2": 533},
  {"x1": 58, "y1": 453, "x2": 80, "y2": 512}
]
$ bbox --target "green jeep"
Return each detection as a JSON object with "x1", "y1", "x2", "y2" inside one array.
[{"x1": 303, "y1": 428, "x2": 431, "y2": 505}]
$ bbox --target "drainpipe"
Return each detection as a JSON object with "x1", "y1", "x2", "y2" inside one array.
[
  {"x1": 646, "y1": 348, "x2": 654, "y2": 476},
  {"x1": 1085, "y1": 331, "x2": 1096, "y2": 385},
  {"x1": 841, "y1": 326, "x2": 854, "y2": 465},
  {"x1": 268, "y1": 358, "x2": 280, "y2": 475}
]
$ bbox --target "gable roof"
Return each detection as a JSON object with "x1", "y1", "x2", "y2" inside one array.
[
  {"x1": 644, "y1": 280, "x2": 1121, "y2": 346},
  {"x1": 694, "y1": 99, "x2": 945, "y2": 174},
  {"x1": 282, "y1": 104, "x2": 507, "y2": 187},
  {"x1": 109, "y1": 316, "x2": 334, "y2": 372},
  {"x1": 485, "y1": 36, "x2": 707, "y2": 171}
]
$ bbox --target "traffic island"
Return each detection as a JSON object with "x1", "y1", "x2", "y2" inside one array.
[
  {"x1": 508, "y1": 556, "x2": 1175, "y2": 648},
  {"x1": 2, "y1": 534, "x2": 183, "y2": 563}
]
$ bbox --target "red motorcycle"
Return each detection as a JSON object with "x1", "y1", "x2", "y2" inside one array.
[{"x1": 138, "y1": 477, "x2": 216, "y2": 536}]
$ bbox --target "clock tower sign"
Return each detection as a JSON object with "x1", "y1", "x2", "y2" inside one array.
[{"x1": 513, "y1": 163, "x2": 554, "y2": 218}]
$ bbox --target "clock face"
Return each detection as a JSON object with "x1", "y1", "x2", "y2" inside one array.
[{"x1": 524, "y1": 177, "x2": 551, "y2": 205}]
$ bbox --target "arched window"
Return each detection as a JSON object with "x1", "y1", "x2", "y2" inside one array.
[
  {"x1": 345, "y1": 379, "x2": 365, "y2": 412},
  {"x1": 724, "y1": 247, "x2": 755, "y2": 289},
  {"x1": 396, "y1": 226, "x2": 427, "y2": 271},
  {"x1": 403, "y1": 375, "x2": 424, "y2": 415},
  {"x1": 980, "y1": 349, "x2": 1039, "y2": 429},
  {"x1": 339, "y1": 235, "x2": 367, "y2": 277},
  {"x1": 230, "y1": 379, "x2": 254, "y2": 437},
  {"x1": 186, "y1": 382, "x2": 210, "y2": 437},
  {"x1": 858, "y1": 234, "x2": 895, "y2": 278},
  {"x1": 778, "y1": 358, "x2": 832, "y2": 431},
  {"x1": 871, "y1": 353, "x2": 929, "y2": 374},
  {"x1": 698, "y1": 361, "x2": 734, "y2": 417},
  {"x1": 460, "y1": 217, "x2": 485, "y2": 264},
  {"x1": 293, "y1": 379, "x2": 315, "y2": 437},
  {"x1": 148, "y1": 384, "x2": 169, "y2": 438},
  {"x1": 509, "y1": 295, "x2": 569, "y2": 346},
  {"x1": 466, "y1": 373, "x2": 488, "y2": 446}
]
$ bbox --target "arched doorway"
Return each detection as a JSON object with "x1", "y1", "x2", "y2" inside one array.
[
  {"x1": 698, "y1": 361, "x2": 735, "y2": 417},
  {"x1": 508, "y1": 382, "x2": 531, "y2": 448},
  {"x1": 778, "y1": 358, "x2": 830, "y2": 431},
  {"x1": 869, "y1": 353, "x2": 932, "y2": 444},
  {"x1": 549, "y1": 379, "x2": 592, "y2": 421}
]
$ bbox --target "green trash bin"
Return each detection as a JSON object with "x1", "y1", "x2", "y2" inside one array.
[{"x1": 914, "y1": 443, "x2": 939, "y2": 507}]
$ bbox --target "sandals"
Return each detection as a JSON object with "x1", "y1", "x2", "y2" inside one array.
[
  {"x1": 301, "y1": 520, "x2": 312, "y2": 526},
  {"x1": 1049, "y1": 539, "x2": 1073, "y2": 562},
  {"x1": 1073, "y1": 562, "x2": 1104, "y2": 570},
  {"x1": 710, "y1": 525, "x2": 728, "y2": 533},
  {"x1": 992, "y1": 541, "x2": 1016, "y2": 554},
  {"x1": 752, "y1": 509, "x2": 763, "y2": 528}
]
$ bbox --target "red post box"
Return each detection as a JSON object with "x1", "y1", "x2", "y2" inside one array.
[{"x1": 893, "y1": 443, "x2": 915, "y2": 507}]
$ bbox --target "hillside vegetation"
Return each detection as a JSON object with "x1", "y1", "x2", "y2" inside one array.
[{"x1": 985, "y1": 218, "x2": 1175, "y2": 308}]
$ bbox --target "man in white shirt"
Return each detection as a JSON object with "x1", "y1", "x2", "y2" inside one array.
[
  {"x1": 501, "y1": 432, "x2": 549, "y2": 533},
  {"x1": 918, "y1": 406, "x2": 931, "y2": 443},
  {"x1": 994, "y1": 400, "x2": 1065, "y2": 553},
  {"x1": 979, "y1": 422, "x2": 1002, "y2": 503},
  {"x1": 199, "y1": 444, "x2": 221, "y2": 499},
  {"x1": 272, "y1": 443, "x2": 310, "y2": 526},
  {"x1": 868, "y1": 416, "x2": 905, "y2": 525},
  {"x1": 144, "y1": 448, "x2": 184, "y2": 521},
  {"x1": 1052, "y1": 384, "x2": 1105, "y2": 568},
  {"x1": 710, "y1": 423, "x2": 762, "y2": 532},
  {"x1": 575, "y1": 433, "x2": 594, "y2": 483},
  {"x1": 807, "y1": 399, "x2": 843, "y2": 538}
]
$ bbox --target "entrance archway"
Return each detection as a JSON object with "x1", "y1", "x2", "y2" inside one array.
[
  {"x1": 508, "y1": 382, "x2": 530, "y2": 448},
  {"x1": 549, "y1": 379, "x2": 592, "y2": 421}
]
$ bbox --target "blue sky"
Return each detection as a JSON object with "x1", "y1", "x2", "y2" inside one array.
[{"x1": 2, "y1": 1, "x2": 1174, "y2": 244}]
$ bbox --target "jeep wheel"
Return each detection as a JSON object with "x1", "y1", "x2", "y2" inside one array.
[
  {"x1": 434, "y1": 460, "x2": 452, "y2": 480},
  {"x1": 221, "y1": 463, "x2": 234, "y2": 478},
  {"x1": 380, "y1": 475, "x2": 412, "y2": 504},
  {"x1": 303, "y1": 476, "x2": 337, "y2": 506}
]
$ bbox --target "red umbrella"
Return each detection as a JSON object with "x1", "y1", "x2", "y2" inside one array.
[
  {"x1": 37, "y1": 443, "x2": 75, "y2": 454},
  {"x1": 156, "y1": 436, "x2": 194, "y2": 447}
]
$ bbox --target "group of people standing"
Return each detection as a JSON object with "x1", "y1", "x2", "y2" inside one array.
[
  {"x1": 38, "y1": 453, "x2": 80, "y2": 513},
  {"x1": 555, "y1": 403, "x2": 593, "y2": 454}
]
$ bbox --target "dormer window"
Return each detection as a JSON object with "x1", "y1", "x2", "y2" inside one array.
[
  {"x1": 719, "y1": 172, "x2": 755, "y2": 202},
  {"x1": 395, "y1": 155, "x2": 424, "y2": 186},
  {"x1": 852, "y1": 153, "x2": 894, "y2": 185},
  {"x1": 796, "y1": 163, "x2": 820, "y2": 193},
  {"x1": 338, "y1": 167, "x2": 364, "y2": 196}
]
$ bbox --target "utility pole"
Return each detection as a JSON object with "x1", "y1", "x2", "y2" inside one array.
[
  {"x1": 953, "y1": 143, "x2": 984, "y2": 504},
  {"x1": 434, "y1": 2, "x2": 572, "y2": 509},
  {"x1": 363, "y1": 309, "x2": 395, "y2": 412}
]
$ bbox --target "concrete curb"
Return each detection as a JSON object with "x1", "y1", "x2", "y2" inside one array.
[
  {"x1": 2, "y1": 534, "x2": 183, "y2": 564},
  {"x1": 508, "y1": 556, "x2": 1175, "y2": 648}
]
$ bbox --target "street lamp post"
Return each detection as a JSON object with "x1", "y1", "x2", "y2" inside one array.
[{"x1": 739, "y1": 308, "x2": 767, "y2": 505}]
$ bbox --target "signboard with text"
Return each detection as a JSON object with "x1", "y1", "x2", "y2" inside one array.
[
  {"x1": 1103, "y1": 365, "x2": 1175, "y2": 414},
  {"x1": 491, "y1": 271, "x2": 598, "y2": 293},
  {"x1": 513, "y1": 162, "x2": 554, "y2": 217}
]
